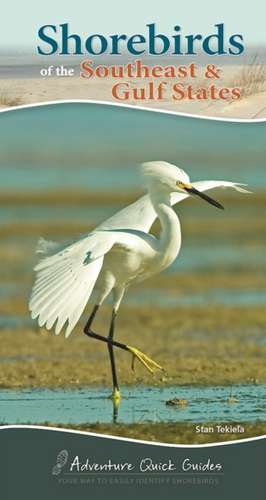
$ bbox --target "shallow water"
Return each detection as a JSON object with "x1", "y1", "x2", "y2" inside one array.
[{"x1": 0, "y1": 384, "x2": 265, "y2": 425}]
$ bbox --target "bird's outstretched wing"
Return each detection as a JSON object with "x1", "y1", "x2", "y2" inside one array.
[
  {"x1": 30, "y1": 180, "x2": 249, "y2": 337},
  {"x1": 97, "y1": 180, "x2": 250, "y2": 233},
  {"x1": 29, "y1": 232, "x2": 116, "y2": 337}
]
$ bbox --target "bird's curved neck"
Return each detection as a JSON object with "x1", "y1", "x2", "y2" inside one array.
[{"x1": 150, "y1": 190, "x2": 181, "y2": 262}]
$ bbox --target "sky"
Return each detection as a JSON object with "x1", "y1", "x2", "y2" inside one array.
[{"x1": 0, "y1": 0, "x2": 265, "y2": 49}]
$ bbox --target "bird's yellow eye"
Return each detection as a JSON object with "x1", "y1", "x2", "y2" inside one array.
[{"x1": 177, "y1": 181, "x2": 193, "y2": 190}]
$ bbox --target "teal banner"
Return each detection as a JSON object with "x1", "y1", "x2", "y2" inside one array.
[{"x1": 1, "y1": 427, "x2": 265, "y2": 499}]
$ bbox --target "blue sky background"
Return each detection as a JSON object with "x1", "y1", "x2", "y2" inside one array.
[{"x1": 0, "y1": 0, "x2": 265, "y2": 49}]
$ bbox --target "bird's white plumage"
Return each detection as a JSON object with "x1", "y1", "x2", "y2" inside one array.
[
  {"x1": 30, "y1": 234, "x2": 115, "y2": 337},
  {"x1": 29, "y1": 161, "x2": 250, "y2": 337},
  {"x1": 98, "y1": 179, "x2": 249, "y2": 233},
  {"x1": 142, "y1": 160, "x2": 190, "y2": 187}
]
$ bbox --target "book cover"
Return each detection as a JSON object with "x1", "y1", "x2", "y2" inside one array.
[{"x1": 0, "y1": 1, "x2": 265, "y2": 498}]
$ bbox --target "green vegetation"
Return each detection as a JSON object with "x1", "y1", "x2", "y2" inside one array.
[
  {"x1": 0, "y1": 301, "x2": 265, "y2": 388},
  {"x1": 29, "y1": 422, "x2": 266, "y2": 444},
  {"x1": 0, "y1": 190, "x2": 265, "y2": 390}
]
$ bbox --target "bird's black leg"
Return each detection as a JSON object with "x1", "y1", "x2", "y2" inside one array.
[
  {"x1": 84, "y1": 306, "x2": 163, "y2": 384},
  {"x1": 84, "y1": 305, "x2": 121, "y2": 421},
  {"x1": 107, "y1": 310, "x2": 120, "y2": 406},
  {"x1": 84, "y1": 304, "x2": 100, "y2": 332},
  {"x1": 84, "y1": 305, "x2": 128, "y2": 353}
]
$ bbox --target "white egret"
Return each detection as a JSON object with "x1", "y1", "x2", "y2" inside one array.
[{"x1": 29, "y1": 161, "x2": 249, "y2": 403}]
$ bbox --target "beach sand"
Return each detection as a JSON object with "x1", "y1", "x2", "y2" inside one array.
[{"x1": 0, "y1": 64, "x2": 265, "y2": 118}]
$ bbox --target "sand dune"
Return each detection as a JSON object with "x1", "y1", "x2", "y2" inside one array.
[{"x1": 0, "y1": 64, "x2": 265, "y2": 118}]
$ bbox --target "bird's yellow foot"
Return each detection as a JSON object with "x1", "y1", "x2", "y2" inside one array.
[
  {"x1": 127, "y1": 345, "x2": 164, "y2": 374},
  {"x1": 110, "y1": 387, "x2": 121, "y2": 406}
]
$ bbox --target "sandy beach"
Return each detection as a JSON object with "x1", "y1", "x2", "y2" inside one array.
[{"x1": 0, "y1": 63, "x2": 265, "y2": 118}]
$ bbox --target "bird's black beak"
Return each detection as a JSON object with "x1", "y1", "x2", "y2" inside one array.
[{"x1": 184, "y1": 185, "x2": 224, "y2": 210}]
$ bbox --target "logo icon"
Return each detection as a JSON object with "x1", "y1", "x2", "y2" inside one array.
[{"x1": 52, "y1": 449, "x2": 69, "y2": 475}]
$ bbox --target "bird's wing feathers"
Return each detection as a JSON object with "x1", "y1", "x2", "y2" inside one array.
[
  {"x1": 96, "y1": 180, "x2": 250, "y2": 233},
  {"x1": 29, "y1": 232, "x2": 115, "y2": 337},
  {"x1": 97, "y1": 194, "x2": 156, "y2": 232},
  {"x1": 30, "y1": 179, "x2": 249, "y2": 337}
]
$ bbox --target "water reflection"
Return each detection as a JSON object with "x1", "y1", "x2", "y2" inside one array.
[{"x1": 0, "y1": 384, "x2": 265, "y2": 425}]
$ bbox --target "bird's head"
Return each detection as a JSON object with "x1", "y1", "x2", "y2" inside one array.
[{"x1": 142, "y1": 161, "x2": 224, "y2": 210}]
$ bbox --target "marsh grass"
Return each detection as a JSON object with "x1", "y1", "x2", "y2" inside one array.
[
  {"x1": 0, "y1": 188, "x2": 260, "y2": 208},
  {"x1": 0, "y1": 189, "x2": 265, "y2": 390},
  {"x1": 0, "y1": 303, "x2": 265, "y2": 388},
  {"x1": 228, "y1": 56, "x2": 266, "y2": 98},
  {"x1": 0, "y1": 92, "x2": 23, "y2": 107},
  {"x1": 2, "y1": 214, "x2": 265, "y2": 243},
  {"x1": 36, "y1": 422, "x2": 266, "y2": 444},
  {"x1": 0, "y1": 189, "x2": 139, "y2": 206},
  {"x1": 0, "y1": 190, "x2": 264, "y2": 241}
]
